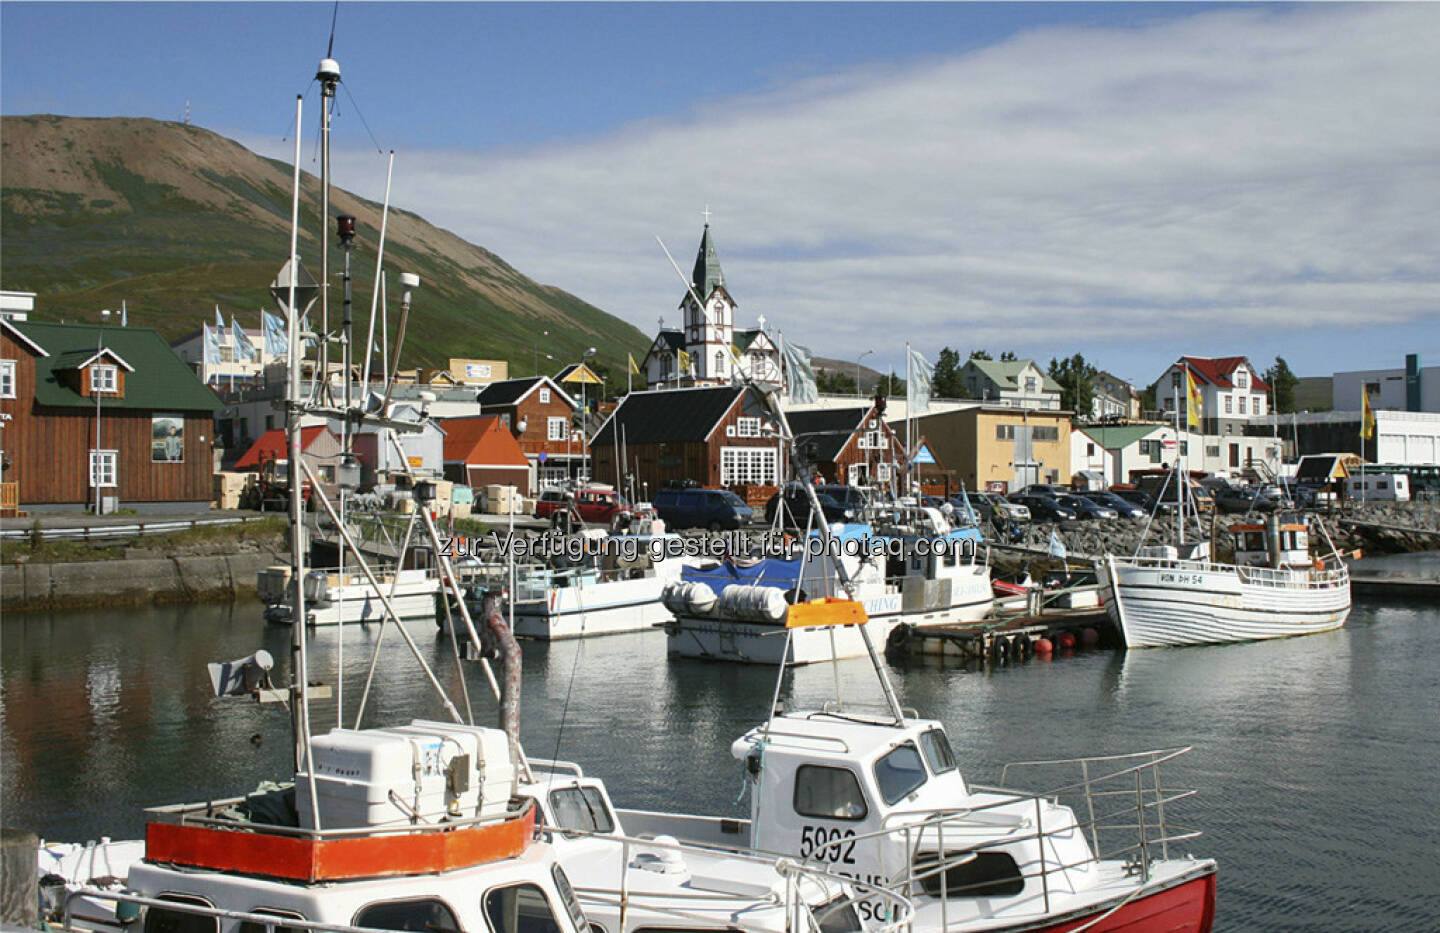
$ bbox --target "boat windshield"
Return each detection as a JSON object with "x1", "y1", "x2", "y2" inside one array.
[
  {"x1": 919, "y1": 728, "x2": 957, "y2": 775},
  {"x1": 875, "y1": 743, "x2": 928, "y2": 804},
  {"x1": 548, "y1": 785, "x2": 615, "y2": 834}
]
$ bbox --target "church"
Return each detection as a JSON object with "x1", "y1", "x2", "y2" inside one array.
[{"x1": 640, "y1": 221, "x2": 782, "y2": 390}]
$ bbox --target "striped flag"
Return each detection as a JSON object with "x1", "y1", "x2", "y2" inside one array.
[
  {"x1": 1185, "y1": 366, "x2": 1203, "y2": 428},
  {"x1": 1361, "y1": 389, "x2": 1376, "y2": 440}
]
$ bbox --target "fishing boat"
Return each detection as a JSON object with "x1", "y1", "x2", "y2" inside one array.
[
  {"x1": 258, "y1": 564, "x2": 441, "y2": 625},
  {"x1": 1104, "y1": 513, "x2": 1351, "y2": 647}
]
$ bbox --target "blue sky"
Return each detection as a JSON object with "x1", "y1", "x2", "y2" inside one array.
[{"x1": 4, "y1": 2, "x2": 1439, "y2": 387}]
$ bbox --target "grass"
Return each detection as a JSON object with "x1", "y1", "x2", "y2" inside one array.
[{"x1": 2, "y1": 516, "x2": 291, "y2": 564}]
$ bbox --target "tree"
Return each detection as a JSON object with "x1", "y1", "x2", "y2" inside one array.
[
  {"x1": 968, "y1": 349, "x2": 992, "y2": 361},
  {"x1": 815, "y1": 368, "x2": 857, "y2": 395},
  {"x1": 999, "y1": 350, "x2": 1018, "y2": 362},
  {"x1": 1265, "y1": 357, "x2": 1298, "y2": 413},
  {"x1": 1048, "y1": 353, "x2": 1097, "y2": 417},
  {"x1": 932, "y1": 347, "x2": 965, "y2": 398}
]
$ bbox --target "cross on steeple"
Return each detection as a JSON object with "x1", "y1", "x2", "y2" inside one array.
[{"x1": 702, "y1": 204, "x2": 712, "y2": 226}]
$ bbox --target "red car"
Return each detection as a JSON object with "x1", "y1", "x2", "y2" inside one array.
[{"x1": 535, "y1": 487, "x2": 632, "y2": 526}]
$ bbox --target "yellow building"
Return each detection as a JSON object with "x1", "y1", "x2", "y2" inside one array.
[
  {"x1": 448, "y1": 358, "x2": 508, "y2": 385},
  {"x1": 905, "y1": 405, "x2": 1072, "y2": 493}
]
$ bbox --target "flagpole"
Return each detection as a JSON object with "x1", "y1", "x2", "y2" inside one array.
[
  {"x1": 906, "y1": 343, "x2": 913, "y2": 495},
  {"x1": 1360, "y1": 385, "x2": 1366, "y2": 507}
]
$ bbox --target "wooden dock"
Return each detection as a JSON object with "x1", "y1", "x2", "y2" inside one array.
[{"x1": 888, "y1": 605, "x2": 1115, "y2": 663}]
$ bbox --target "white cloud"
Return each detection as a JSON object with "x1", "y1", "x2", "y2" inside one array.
[{"x1": 250, "y1": 4, "x2": 1440, "y2": 377}]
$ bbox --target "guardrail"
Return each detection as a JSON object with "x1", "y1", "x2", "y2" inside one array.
[{"x1": 0, "y1": 514, "x2": 269, "y2": 542}]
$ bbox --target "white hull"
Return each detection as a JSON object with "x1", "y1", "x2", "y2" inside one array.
[
  {"x1": 668, "y1": 575, "x2": 993, "y2": 665},
  {"x1": 512, "y1": 575, "x2": 675, "y2": 640},
  {"x1": 266, "y1": 571, "x2": 441, "y2": 626},
  {"x1": 1105, "y1": 555, "x2": 1351, "y2": 648}
]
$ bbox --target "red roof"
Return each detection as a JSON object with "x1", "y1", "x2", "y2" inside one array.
[
  {"x1": 234, "y1": 426, "x2": 333, "y2": 468},
  {"x1": 440, "y1": 416, "x2": 529, "y2": 467},
  {"x1": 1178, "y1": 356, "x2": 1269, "y2": 392}
]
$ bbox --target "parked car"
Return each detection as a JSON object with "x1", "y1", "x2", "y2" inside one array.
[
  {"x1": 1213, "y1": 484, "x2": 1278, "y2": 514},
  {"x1": 653, "y1": 486, "x2": 753, "y2": 530},
  {"x1": 1077, "y1": 489, "x2": 1145, "y2": 519},
  {"x1": 1134, "y1": 473, "x2": 1214, "y2": 514},
  {"x1": 1054, "y1": 493, "x2": 1118, "y2": 521},
  {"x1": 764, "y1": 482, "x2": 856, "y2": 528},
  {"x1": 1020, "y1": 483, "x2": 1070, "y2": 498},
  {"x1": 1008, "y1": 493, "x2": 1078, "y2": 523},
  {"x1": 958, "y1": 491, "x2": 1031, "y2": 525},
  {"x1": 535, "y1": 486, "x2": 633, "y2": 526},
  {"x1": 1110, "y1": 487, "x2": 1173, "y2": 516}
]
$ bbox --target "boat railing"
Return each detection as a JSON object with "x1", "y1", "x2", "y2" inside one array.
[
  {"x1": 842, "y1": 747, "x2": 1202, "y2": 922},
  {"x1": 1116, "y1": 554, "x2": 1349, "y2": 588},
  {"x1": 543, "y1": 826, "x2": 916, "y2": 933},
  {"x1": 526, "y1": 756, "x2": 587, "y2": 778},
  {"x1": 143, "y1": 795, "x2": 531, "y2": 839}
]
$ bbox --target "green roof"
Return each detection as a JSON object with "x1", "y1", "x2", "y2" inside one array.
[
  {"x1": 15, "y1": 320, "x2": 223, "y2": 413},
  {"x1": 1079, "y1": 424, "x2": 1160, "y2": 450},
  {"x1": 688, "y1": 225, "x2": 726, "y2": 304},
  {"x1": 966, "y1": 358, "x2": 1063, "y2": 393}
]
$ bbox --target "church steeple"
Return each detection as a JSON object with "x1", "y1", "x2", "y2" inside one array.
[{"x1": 687, "y1": 223, "x2": 726, "y2": 305}]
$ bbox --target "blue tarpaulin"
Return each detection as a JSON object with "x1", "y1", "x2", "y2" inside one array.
[{"x1": 682, "y1": 557, "x2": 804, "y2": 596}]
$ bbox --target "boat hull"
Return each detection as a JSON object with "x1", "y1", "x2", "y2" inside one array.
[
  {"x1": 511, "y1": 575, "x2": 674, "y2": 639},
  {"x1": 266, "y1": 574, "x2": 441, "y2": 626},
  {"x1": 1105, "y1": 556, "x2": 1350, "y2": 648},
  {"x1": 1013, "y1": 866, "x2": 1216, "y2": 933}
]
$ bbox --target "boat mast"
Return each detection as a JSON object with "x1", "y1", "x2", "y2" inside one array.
[
  {"x1": 1174, "y1": 367, "x2": 1184, "y2": 547},
  {"x1": 317, "y1": 57, "x2": 339, "y2": 403}
]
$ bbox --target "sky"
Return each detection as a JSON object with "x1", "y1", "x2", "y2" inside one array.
[{"x1": 4, "y1": 2, "x2": 1439, "y2": 386}]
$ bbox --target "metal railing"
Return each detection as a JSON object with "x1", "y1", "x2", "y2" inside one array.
[
  {"x1": 0, "y1": 513, "x2": 270, "y2": 542},
  {"x1": 1117, "y1": 554, "x2": 1349, "y2": 589}
]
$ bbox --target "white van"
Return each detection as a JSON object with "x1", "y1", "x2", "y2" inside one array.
[{"x1": 1346, "y1": 473, "x2": 1410, "y2": 501}]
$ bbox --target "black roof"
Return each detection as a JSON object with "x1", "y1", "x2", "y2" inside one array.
[
  {"x1": 592, "y1": 386, "x2": 743, "y2": 446},
  {"x1": 788, "y1": 407, "x2": 869, "y2": 462},
  {"x1": 476, "y1": 376, "x2": 545, "y2": 407}
]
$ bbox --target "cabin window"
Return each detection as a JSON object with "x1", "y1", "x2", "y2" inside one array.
[
  {"x1": 143, "y1": 896, "x2": 216, "y2": 933},
  {"x1": 484, "y1": 883, "x2": 564, "y2": 933},
  {"x1": 548, "y1": 785, "x2": 614, "y2": 834},
  {"x1": 794, "y1": 764, "x2": 868, "y2": 821},
  {"x1": 540, "y1": 388, "x2": 552, "y2": 404},
  {"x1": 551, "y1": 866, "x2": 589, "y2": 932},
  {"x1": 0, "y1": 359, "x2": 14, "y2": 398},
  {"x1": 237, "y1": 910, "x2": 306, "y2": 933},
  {"x1": 913, "y1": 851, "x2": 1025, "y2": 897},
  {"x1": 919, "y1": 729, "x2": 957, "y2": 775},
  {"x1": 355, "y1": 898, "x2": 461, "y2": 933},
  {"x1": 875, "y1": 743, "x2": 928, "y2": 804}
]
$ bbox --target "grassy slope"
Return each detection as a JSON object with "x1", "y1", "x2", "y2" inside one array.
[{"x1": 1, "y1": 115, "x2": 648, "y2": 378}]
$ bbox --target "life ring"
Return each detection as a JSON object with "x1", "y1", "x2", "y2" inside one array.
[{"x1": 1313, "y1": 558, "x2": 1326, "y2": 571}]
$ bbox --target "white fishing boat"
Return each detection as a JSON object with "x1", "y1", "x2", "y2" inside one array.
[
  {"x1": 259, "y1": 564, "x2": 440, "y2": 625},
  {"x1": 665, "y1": 512, "x2": 992, "y2": 665},
  {"x1": 1104, "y1": 514, "x2": 1351, "y2": 647}
]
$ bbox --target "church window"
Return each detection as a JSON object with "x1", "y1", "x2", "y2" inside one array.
[{"x1": 715, "y1": 351, "x2": 725, "y2": 374}]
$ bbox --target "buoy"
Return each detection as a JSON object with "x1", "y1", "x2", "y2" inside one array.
[
  {"x1": 1034, "y1": 637, "x2": 1054, "y2": 655},
  {"x1": 1057, "y1": 631, "x2": 1077, "y2": 650},
  {"x1": 1080, "y1": 627, "x2": 1100, "y2": 647}
]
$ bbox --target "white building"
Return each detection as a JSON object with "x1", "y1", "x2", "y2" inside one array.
[
  {"x1": 1266, "y1": 410, "x2": 1440, "y2": 467},
  {"x1": 1071, "y1": 423, "x2": 1282, "y2": 486},
  {"x1": 1089, "y1": 370, "x2": 1140, "y2": 421},
  {"x1": 1332, "y1": 355, "x2": 1438, "y2": 413},
  {"x1": 959, "y1": 359, "x2": 1063, "y2": 411},
  {"x1": 0, "y1": 290, "x2": 35, "y2": 321},
  {"x1": 171, "y1": 315, "x2": 282, "y2": 387},
  {"x1": 641, "y1": 222, "x2": 782, "y2": 390},
  {"x1": 1155, "y1": 356, "x2": 1269, "y2": 435}
]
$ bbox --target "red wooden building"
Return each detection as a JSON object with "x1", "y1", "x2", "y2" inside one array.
[
  {"x1": 475, "y1": 376, "x2": 584, "y2": 489},
  {"x1": 0, "y1": 320, "x2": 222, "y2": 513},
  {"x1": 439, "y1": 416, "x2": 531, "y2": 490}
]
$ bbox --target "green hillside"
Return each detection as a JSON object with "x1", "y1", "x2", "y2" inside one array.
[{"x1": 1, "y1": 115, "x2": 649, "y2": 381}]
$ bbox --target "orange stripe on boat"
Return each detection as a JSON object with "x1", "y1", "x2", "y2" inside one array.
[{"x1": 786, "y1": 598, "x2": 868, "y2": 629}]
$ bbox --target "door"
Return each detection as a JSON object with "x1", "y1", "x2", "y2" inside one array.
[{"x1": 1229, "y1": 443, "x2": 1240, "y2": 468}]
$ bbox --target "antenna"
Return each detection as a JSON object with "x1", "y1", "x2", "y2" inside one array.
[
  {"x1": 327, "y1": 0, "x2": 339, "y2": 58},
  {"x1": 183, "y1": 99, "x2": 191, "y2": 125}
]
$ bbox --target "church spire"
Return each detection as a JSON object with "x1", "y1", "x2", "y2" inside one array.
[{"x1": 688, "y1": 221, "x2": 726, "y2": 305}]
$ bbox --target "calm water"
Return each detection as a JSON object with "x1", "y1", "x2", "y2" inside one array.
[{"x1": 3, "y1": 593, "x2": 1437, "y2": 931}]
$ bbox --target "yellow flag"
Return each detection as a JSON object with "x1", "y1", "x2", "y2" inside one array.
[
  {"x1": 1185, "y1": 367, "x2": 1202, "y2": 428},
  {"x1": 678, "y1": 348, "x2": 692, "y2": 372},
  {"x1": 1361, "y1": 389, "x2": 1375, "y2": 440},
  {"x1": 628, "y1": 353, "x2": 640, "y2": 375}
]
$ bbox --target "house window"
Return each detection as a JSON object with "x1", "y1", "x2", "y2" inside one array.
[
  {"x1": 1254, "y1": 397, "x2": 1264, "y2": 416},
  {"x1": 1224, "y1": 396, "x2": 1233, "y2": 414},
  {"x1": 996, "y1": 424, "x2": 1017, "y2": 441},
  {"x1": 1087, "y1": 443, "x2": 1095, "y2": 457},
  {"x1": 93, "y1": 364, "x2": 119, "y2": 394},
  {"x1": 1032, "y1": 426, "x2": 1059, "y2": 442},
  {"x1": 0, "y1": 359, "x2": 14, "y2": 398},
  {"x1": 1206, "y1": 445, "x2": 1220, "y2": 458},
  {"x1": 1235, "y1": 371, "x2": 1248, "y2": 389},
  {"x1": 876, "y1": 462, "x2": 893, "y2": 482},
  {"x1": 860, "y1": 429, "x2": 885, "y2": 450},
  {"x1": 89, "y1": 450, "x2": 118, "y2": 488},
  {"x1": 736, "y1": 417, "x2": 762, "y2": 438},
  {"x1": 547, "y1": 417, "x2": 567, "y2": 441},
  {"x1": 1238, "y1": 397, "x2": 1247, "y2": 414},
  {"x1": 719, "y1": 447, "x2": 777, "y2": 485},
  {"x1": 540, "y1": 388, "x2": 551, "y2": 404},
  {"x1": 1024, "y1": 377, "x2": 1037, "y2": 393}
]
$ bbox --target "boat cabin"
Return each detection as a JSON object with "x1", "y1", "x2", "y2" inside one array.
[{"x1": 1232, "y1": 519, "x2": 1312, "y2": 569}]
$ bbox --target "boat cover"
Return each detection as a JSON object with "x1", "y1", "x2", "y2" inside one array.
[{"x1": 683, "y1": 557, "x2": 804, "y2": 596}]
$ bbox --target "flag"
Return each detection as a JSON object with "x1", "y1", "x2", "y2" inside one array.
[
  {"x1": 231, "y1": 315, "x2": 257, "y2": 362},
  {"x1": 1047, "y1": 529, "x2": 1068, "y2": 560},
  {"x1": 262, "y1": 310, "x2": 287, "y2": 360},
  {"x1": 202, "y1": 324, "x2": 221, "y2": 370},
  {"x1": 781, "y1": 340, "x2": 818, "y2": 404},
  {"x1": 1185, "y1": 366, "x2": 1202, "y2": 429},
  {"x1": 677, "y1": 348, "x2": 692, "y2": 373},
  {"x1": 959, "y1": 485, "x2": 978, "y2": 526},
  {"x1": 628, "y1": 353, "x2": 640, "y2": 375},
  {"x1": 908, "y1": 347, "x2": 934, "y2": 415},
  {"x1": 215, "y1": 305, "x2": 225, "y2": 329},
  {"x1": 1361, "y1": 389, "x2": 1375, "y2": 440},
  {"x1": 120, "y1": 302, "x2": 128, "y2": 327}
]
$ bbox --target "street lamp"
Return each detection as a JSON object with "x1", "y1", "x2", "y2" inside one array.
[
  {"x1": 534, "y1": 330, "x2": 550, "y2": 376},
  {"x1": 580, "y1": 347, "x2": 597, "y2": 483},
  {"x1": 93, "y1": 308, "x2": 112, "y2": 514},
  {"x1": 855, "y1": 350, "x2": 874, "y2": 399}
]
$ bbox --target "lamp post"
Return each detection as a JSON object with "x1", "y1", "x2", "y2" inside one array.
[
  {"x1": 855, "y1": 349, "x2": 873, "y2": 399},
  {"x1": 580, "y1": 347, "x2": 596, "y2": 483},
  {"x1": 534, "y1": 331, "x2": 550, "y2": 376},
  {"x1": 93, "y1": 308, "x2": 112, "y2": 514}
]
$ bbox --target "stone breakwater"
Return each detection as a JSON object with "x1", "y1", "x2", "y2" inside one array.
[{"x1": 1, "y1": 551, "x2": 283, "y2": 612}]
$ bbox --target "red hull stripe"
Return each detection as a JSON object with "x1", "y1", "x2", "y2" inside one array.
[{"x1": 1016, "y1": 870, "x2": 1217, "y2": 933}]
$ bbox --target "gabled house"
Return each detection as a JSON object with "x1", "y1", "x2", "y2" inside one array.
[
  {"x1": 1088, "y1": 370, "x2": 1141, "y2": 421},
  {"x1": 1, "y1": 319, "x2": 222, "y2": 512},
  {"x1": 439, "y1": 416, "x2": 531, "y2": 490},
  {"x1": 1156, "y1": 356, "x2": 1269, "y2": 435},
  {"x1": 959, "y1": 359, "x2": 1063, "y2": 410},
  {"x1": 476, "y1": 376, "x2": 583, "y2": 487},
  {"x1": 589, "y1": 385, "x2": 780, "y2": 500},
  {"x1": 787, "y1": 404, "x2": 906, "y2": 487},
  {"x1": 234, "y1": 426, "x2": 342, "y2": 482},
  {"x1": 351, "y1": 403, "x2": 445, "y2": 484}
]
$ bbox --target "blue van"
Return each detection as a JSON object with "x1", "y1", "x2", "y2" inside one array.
[{"x1": 652, "y1": 487, "x2": 753, "y2": 530}]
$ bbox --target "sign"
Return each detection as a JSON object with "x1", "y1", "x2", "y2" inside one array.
[
  {"x1": 537, "y1": 452, "x2": 548, "y2": 463},
  {"x1": 465, "y1": 363, "x2": 493, "y2": 380},
  {"x1": 1162, "y1": 439, "x2": 1177, "y2": 450},
  {"x1": 407, "y1": 456, "x2": 423, "y2": 468},
  {"x1": 912, "y1": 444, "x2": 937, "y2": 465}
]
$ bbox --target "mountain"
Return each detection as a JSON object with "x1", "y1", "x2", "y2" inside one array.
[
  {"x1": 811, "y1": 355, "x2": 887, "y2": 394},
  {"x1": 0, "y1": 114, "x2": 649, "y2": 379}
]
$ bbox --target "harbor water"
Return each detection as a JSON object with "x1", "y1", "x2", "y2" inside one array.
[{"x1": 2, "y1": 591, "x2": 1436, "y2": 931}]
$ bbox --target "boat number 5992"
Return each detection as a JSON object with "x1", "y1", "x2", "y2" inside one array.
[{"x1": 799, "y1": 825, "x2": 857, "y2": 863}]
